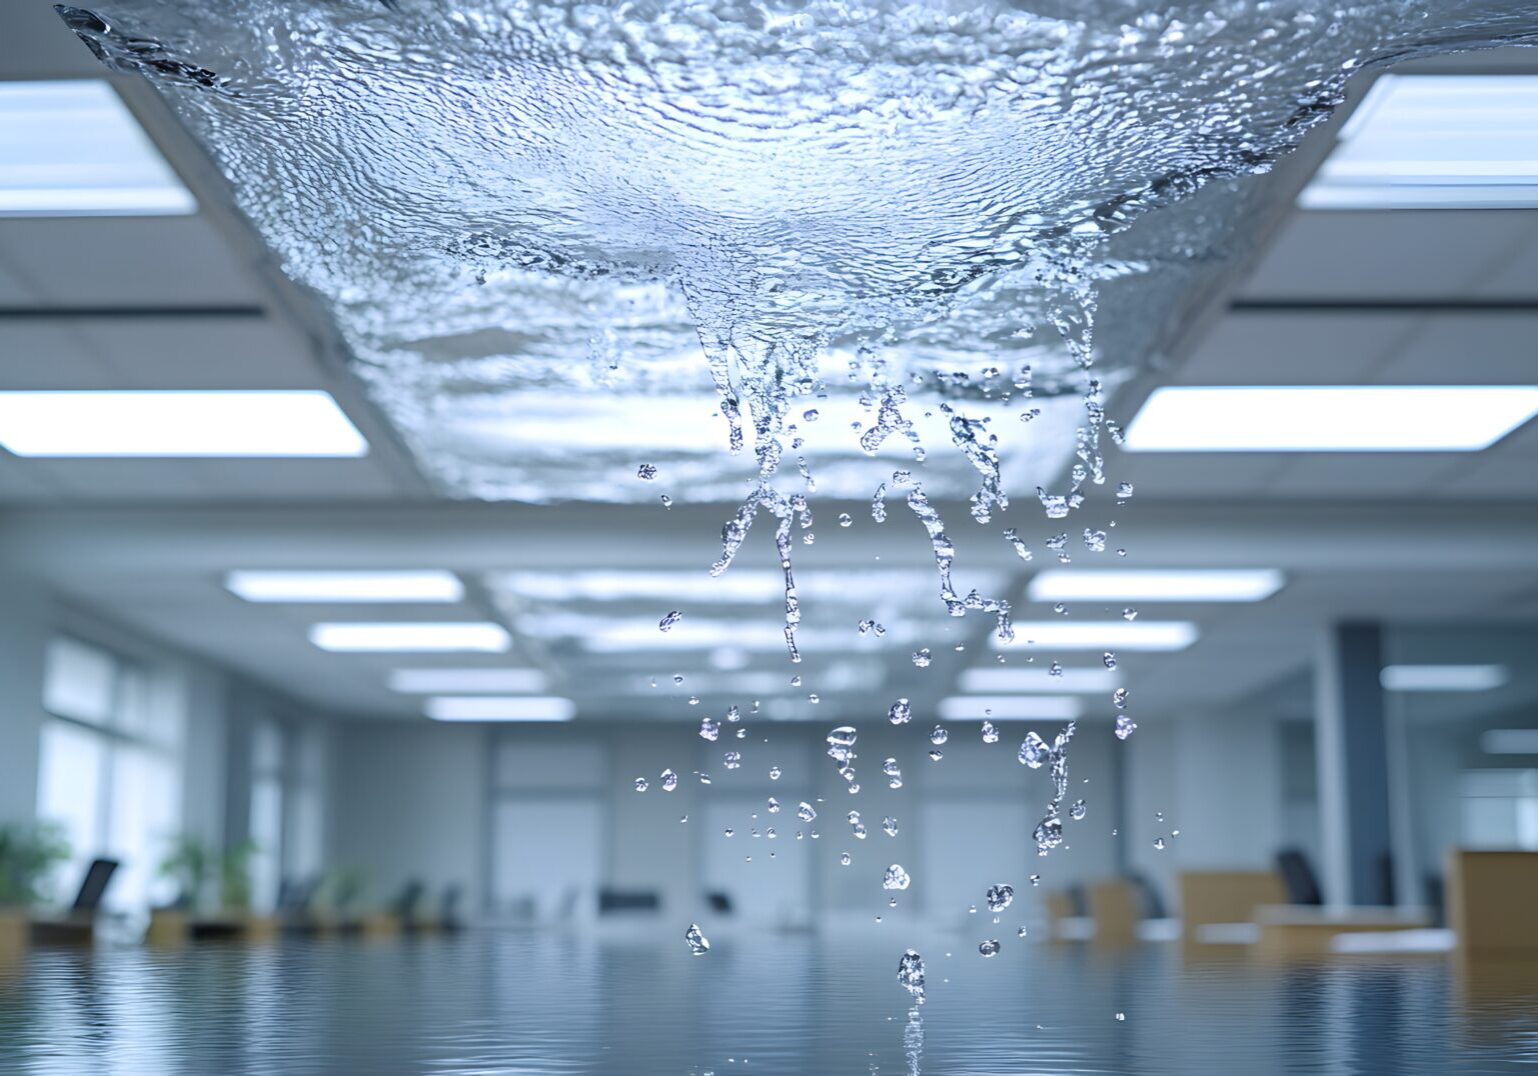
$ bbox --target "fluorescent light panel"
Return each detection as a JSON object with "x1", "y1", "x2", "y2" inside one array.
[
  {"x1": 992, "y1": 621, "x2": 1198, "y2": 651},
  {"x1": 309, "y1": 622, "x2": 510, "y2": 652},
  {"x1": 389, "y1": 668, "x2": 550, "y2": 694},
  {"x1": 425, "y1": 696, "x2": 575, "y2": 722},
  {"x1": 227, "y1": 570, "x2": 463, "y2": 603},
  {"x1": 1029, "y1": 569, "x2": 1283, "y2": 603},
  {"x1": 0, "y1": 80, "x2": 196, "y2": 216},
  {"x1": 958, "y1": 667, "x2": 1120, "y2": 694},
  {"x1": 1380, "y1": 664, "x2": 1508, "y2": 692},
  {"x1": 1301, "y1": 75, "x2": 1538, "y2": 209},
  {"x1": 1125, "y1": 386, "x2": 1538, "y2": 453},
  {"x1": 938, "y1": 696, "x2": 1083, "y2": 721},
  {"x1": 0, "y1": 391, "x2": 369, "y2": 457}
]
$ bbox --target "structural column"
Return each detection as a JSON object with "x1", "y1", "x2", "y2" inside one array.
[{"x1": 1314, "y1": 622, "x2": 1394, "y2": 907}]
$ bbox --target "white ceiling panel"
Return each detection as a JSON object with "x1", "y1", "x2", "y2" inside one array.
[{"x1": 1176, "y1": 313, "x2": 1410, "y2": 384}]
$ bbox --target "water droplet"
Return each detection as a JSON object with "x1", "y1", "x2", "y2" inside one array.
[
  {"x1": 911, "y1": 649, "x2": 931, "y2": 668},
  {"x1": 1112, "y1": 688, "x2": 1129, "y2": 710},
  {"x1": 699, "y1": 717, "x2": 720, "y2": 741},
  {"x1": 888, "y1": 698, "x2": 912, "y2": 725},
  {"x1": 685, "y1": 923, "x2": 710, "y2": 956},
  {"x1": 838, "y1": 512, "x2": 852, "y2": 528},
  {"x1": 1115, "y1": 714, "x2": 1137, "y2": 740},
  {"x1": 1122, "y1": 607, "x2": 1138, "y2": 621},
  {"x1": 723, "y1": 751, "x2": 742, "y2": 769},
  {"x1": 1153, "y1": 837, "x2": 1166, "y2": 851},
  {"x1": 1117, "y1": 482, "x2": 1135, "y2": 500},
  {"x1": 661, "y1": 769, "x2": 679, "y2": 792},
  {"x1": 658, "y1": 610, "x2": 683, "y2": 632},
  {"x1": 981, "y1": 720, "x2": 1000, "y2": 744},
  {"x1": 636, "y1": 463, "x2": 658, "y2": 480},
  {"x1": 688, "y1": 695, "x2": 700, "y2": 706},
  {"x1": 634, "y1": 778, "x2": 649, "y2": 792},
  {"x1": 1018, "y1": 731, "x2": 1049, "y2": 768},
  {"x1": 929, "y1": 725, "x2": 949, "y2": 746},
  {"x1": 882, "y1": 816, "x2": 899, "y2": 837},
  {"x1": 1115, "y1": 1012, "x2": 1126, "y2": 1022},
  {"x1": 723, "y1": 828, "x2": 734, "y2": 837},
  {"x1": 1029, "y1": 874, "x2": 1041, "y2": 887},
  {"x1": 1017, "y1": 927, "x2": 1029, "y2": 938},
  {"x1": 858, "y1": 618, "x2": 886, "y2": 637},
  {"x1": 883, "y1": 864, "x2": 911, "y2": 891},
  {"x1": 840, "y1": 852, "x2": 852, "y2": 867},
  {"x1": 766, "y1": 797, "x2": 781, "y2": 814},
  {"x1": 1070, "y1": 798, "x2": 1087, "y2": 820},
  {"x1": 898, "y1": 950, "x2": 926, "y2": 1004},
  {"x1": 660, "y1": 494, "x2": 673, "y2": 509},
  {"x1": 1102, "y1": 651, "x2": 1117, "y2": 670},
  {"x1": 802, "y1": 408, "x2": 819, "y2": 422},
  {"x1": 797, "y1": 802, "x2": 817, "y2": 823},
  {"x1": 978, "y1": 940, "x2": 1001, "y2": 958},
  {"x1": 928, "y1": 749, "x2": 943, "y2": 761},
  {"x1": 769, "y1": 766, "x2": 781, "y2": 780}
]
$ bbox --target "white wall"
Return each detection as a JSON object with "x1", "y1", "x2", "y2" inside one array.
[{"x1": 1126, "y1": 711, "x2": 1288, "y2": 913}]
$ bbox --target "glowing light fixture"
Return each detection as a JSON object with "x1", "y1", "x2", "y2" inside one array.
[
  {"x1": 1301, "y1": 74, "x2": 1538, "y2": 209},
  {"x1": 0, "y1": 80, "x2": 196, "y2": 215},
  {"x1": 389, "y1": 668, "x2": 550, "y2": 694},
  {"x1": 938, "y1": 696, "x2": 1083, "y2": 720},
  {"x1": 309, "y1": 622, "x2": 510, "y2": 652},
  {"x1": 227, "y1": 570, "x2": 462, "y2": 603},
  {"x1": 957, "y1": 667, "x2": 1120, "y2": 694},
  {"x1": 0, "y1": 391, "x2": 368, "y2": 457},
  {"x1": 992, "y1": 621, "x2": 1198, "y2": 651},
  {"x1": 1028, "y1": 569, "x2": 1284, "y2": 603},
  {"x1": 1124, "y1": 386, "x2": 1538, "y2": 452},
  {"x1": 1380, "y1": 664, "x2": 1508, "y2": 692},
  {"x1": 424, "y1": 696, "x2": 575, "y2": 722}
]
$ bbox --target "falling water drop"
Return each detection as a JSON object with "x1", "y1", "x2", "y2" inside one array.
[
  {"x1": 659, "y1": 610, "x2": 683, "y2": 632},
  {"x1": 1115, "y1": 714, "x2": 1137, "y2": 741},
  {"x1": 978, "y1": 940, "x2": 1001, "y2": 958},
  {"x1": 929, "y1": 726, "x2": 948, "y2": 746},
  {"x1": 883, "y1": 864, "x2": 911, "y2": 891},
  {"x1": 634, "y1": 778, "x2": 649, "y2": 792},
  {"x1": 685, "y1": 924, "x2": 710, "y2": 956},
  {"x1": 981, "y1": 720, "x2": 1000, "y2": 744},
  {"x1": 888, "y1": 698, "x2": 912, "y2": 725},
  {"x1": 636, "y1": 463, "x2": 658, "y2": 480},
  {"x1": 912, "y1": 649, "x2": 932, "y2": 668},
  {"x1": 898, "y1": 950, "x2": 926, "y2": 1004},
  {"x1": 661, "y1": 769, "x2": 679, "y2": 792}
]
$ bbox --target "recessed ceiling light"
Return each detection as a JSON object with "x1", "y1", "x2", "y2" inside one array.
[
  {"x1": 1124, "y1": 386, "x2": 1538, "y2": 453},
  {"x1": 309, "y1": 622, "x2": 510, "y2": 653},
  {"x1": 1380, "y1": 664, "x2": 1508, "y2": 692},
  {"x1": 388, "y1": 668, "x2": 550, "y2": 694},
  {"x1": 1301, "y1": 74, "x2": 1538, "y2": 209},
  {"x1": 938, "y1": 696, "x2": 1083, "y2": 720},
  {"x1": 424, "y1": 696, "x2": 575, "y2": 722},
  {"x1": 1480, "y1": 729, "x2": 1538, "y2": 755},
  {"x1": 0, "y1": 80, "x2": 196, "y2": 216},
  {"x1": 226, "y1": 570, "x2": 463, "y2": 603},
  {"x1": 0, "y1": 391, "x2": 369, "y2": 457},
  {"x1": 1028, "y1": 569, "x2": 1284, "y2": 603},
  {"x1": 957, "y1": 667, "x2": 1120, "y2": 694},
  {"x1": 991, "y1": 622, "x2": 1198, "y2": 651}
]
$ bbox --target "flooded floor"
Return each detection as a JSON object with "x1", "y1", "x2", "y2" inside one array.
[{"x1": 2, "y1": 927, "x2": 1536, "y2": 1074}]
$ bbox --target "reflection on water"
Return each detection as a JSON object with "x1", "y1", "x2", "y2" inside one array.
[{"x1": 2, "y1": 930, "x2": 1536, "y2": 1074}]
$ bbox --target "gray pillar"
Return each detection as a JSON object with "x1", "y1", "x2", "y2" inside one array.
[{"x1": 1314, "y1": 623, "x2": 1393, "y2": 907}]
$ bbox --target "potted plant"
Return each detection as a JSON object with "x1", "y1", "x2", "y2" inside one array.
[
  {"x1": 0, "y1": 823, "x2": 70, "y2": 952},
  {"x1": 220, "y1": 840, "x2": 257, "y2": 913},
  {"x1": 158, "y1": 835, "x2": 212, "y2": 912}
]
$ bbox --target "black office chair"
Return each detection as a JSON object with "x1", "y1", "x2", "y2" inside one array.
[
  {"x1": 392, "y1": 879, "x2": 426, "y2": 924},
  {"x1": 1276, "y1": 848, "x2": 1324, "y2": 906},
  {"x1": 440, "y1": 884, "x2": 465, "y2": 931},
  {"x1": 598, "y1": 888, "x2": 661, "y2": 914},
  {"x1": 1128, "y1": 872, "x2": 1167, "y2": 920},
  {"x1": 32, "y1": 858, "x2": 119, "y2": 945}
]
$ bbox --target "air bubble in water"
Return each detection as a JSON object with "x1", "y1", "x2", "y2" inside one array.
[
  {"x1": 685, "y1": 924, "x2": 710, "y2": 956},
  {"x1": 883, "y1": 864, "x2": 911, "y2": 891},
  {"x1": 1115, "y1": 714, "x2": 1137, "y2": 740},
  {"x1": 978, "y1": 940, "x2": 1001, "y2": 958},
  {"x1": 985, "y1": 884, "x2": 1014, "y2": 913}
]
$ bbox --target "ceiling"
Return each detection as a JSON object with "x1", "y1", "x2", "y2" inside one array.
[{"x1": 2, "y1": 4, "x2": 1536, "y2": 728}]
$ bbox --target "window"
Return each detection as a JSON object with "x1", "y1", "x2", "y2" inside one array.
[
  {"x1": 1461, "y1": 769, "x2": 1538, "y2": 851},
  {"x1": 36, "y1": 636, "x2": 185, "y2": 912}
]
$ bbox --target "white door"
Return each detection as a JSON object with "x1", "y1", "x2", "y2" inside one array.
[
  {"x1": 702, "y1": 797, "x2": 812, "y2": 923},
  {"x1": 492, "y1": 799, "x2": 604, "y2": 922}
]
